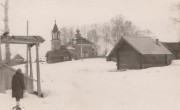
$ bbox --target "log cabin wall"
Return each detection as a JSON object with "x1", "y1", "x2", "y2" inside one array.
[
  {"x1": 118, "y1": 43, "x2": 141, "y2": 69},
  {"x1": 117, "y1": 42, "x2": 172, "y2": 70},
  {"x1": 141, "y1": 55, "x2": 168, "y2": 68}
]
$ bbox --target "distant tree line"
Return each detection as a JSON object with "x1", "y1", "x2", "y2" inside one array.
[{"x1": 60, "y1": 15, "x2": 153, "y2": 56}]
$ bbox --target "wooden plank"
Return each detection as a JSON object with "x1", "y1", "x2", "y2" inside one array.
[
  {"x1": 0, "y1": 68, "x2": 5, "y2": 93},
  {"x1": 1, "y1": 35, "x2": 45, "y2": 44},
  {"x1": 36, "y1": 44, "x2": 42, "y2": 96},
  {"x1": 28, "y1": 46, "x2": 34, "y2": 93}
]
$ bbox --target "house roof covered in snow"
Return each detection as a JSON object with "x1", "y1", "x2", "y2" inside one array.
[
  {"x1": 12, "y1": 54, "x2": 25, "y2": 60},
  {"x1": 45, "y1": 47, "x2": 71, "y2": 58},
  {"x1": 107, "y1": 36, "x2": 172, "y2": 57},
  {"x1": 162, "y1": 42, "x2": 180, "y2": 52}
]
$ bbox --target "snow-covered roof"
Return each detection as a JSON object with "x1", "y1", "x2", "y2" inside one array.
[
  {"x1": 108, "y1": 36, "x2": 172, "y2": 57},
  {"x1": 1, "y1": 35, "x2": 45, "y2": 44},
  {"x1": 72, "y1": 36, "x2": 93, "y2": 44},
  {"x1": 12, "y1": 54, "x2": 24, "y2": 60},
  {"x1": 162, "y1": 42, "x2": 180, "y2": 52},
  {"x1": 46, "y1": 48, "x2": 71, "y2": 57}
]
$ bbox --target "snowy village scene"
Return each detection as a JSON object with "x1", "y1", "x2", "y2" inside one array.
[{"x1": 0, "y1": 0, "x2": 180, "y2": 110}]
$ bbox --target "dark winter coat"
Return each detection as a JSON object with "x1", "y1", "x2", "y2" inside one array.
[{"x1": 12, "y1": 70, "x2": 25, "y2": 99}]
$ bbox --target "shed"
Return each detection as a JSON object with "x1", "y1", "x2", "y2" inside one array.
[
  {"x1": 107, "y1": 36, "x2": 173, "y2": 70},
  {"x1": 162, "y1": 42, "x2": 180, "y2": 59},
  {"x1": 10, "y1": 54, "x2": 25, "y2": 66}
]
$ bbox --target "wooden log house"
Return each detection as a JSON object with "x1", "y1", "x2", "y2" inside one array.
[
  {"x1": 162, "y1": 42, "x2": 180, "y2": 59},
  {"x1": 0, "y1": 35, "x2": 45, "y2": 97},
  {"x1": 107, "y1": 36, "x2": 174, "y2": 70}
]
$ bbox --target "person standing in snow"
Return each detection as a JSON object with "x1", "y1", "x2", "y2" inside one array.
[{"x1": 12, "y1": 68, "x2": 25, "y2": 109}]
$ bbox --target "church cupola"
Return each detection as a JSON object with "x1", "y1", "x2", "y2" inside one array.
[
  {"x1": 51, "y1": 21, "x2": 61, "y2": 51},
  {"x1": 75, "y1": 29, "x2": 81, "y2": 38}
]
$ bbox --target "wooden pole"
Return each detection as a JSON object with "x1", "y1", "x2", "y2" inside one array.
[
  {"x1": 28, "y1": 45, "x2": 34, "y2": 93},
  {"x1": 0, "y1": 35, "x2": 2, "y2": 62},
  {"x1": 0, "y1": 68, "x2": 5, "y2": 93},
  {"x1": 36, "y1": 44, "x2": 42, "y2": 96},
  {"x1": 29, "y1": 46, "x2": 33, "y2": 78},
  {"x1": 0, "y1": 35, "x2": 5, "y2": 93},
  {"x1": 25, "y1": 21, "x2": 29, "y2": 76}
]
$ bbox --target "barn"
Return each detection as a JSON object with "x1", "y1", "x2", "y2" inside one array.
[
  {"x1": 162, "y1": 42, "x2": 180, "y2": 59},
  {"x1": 107, "y1": 36, "x2": 173, "y2": 70}
]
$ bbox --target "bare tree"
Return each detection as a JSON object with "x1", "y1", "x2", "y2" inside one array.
[
  {"x1": 172, "y1": 3, "x2": 180, "y2": 23},
  {"x1": 60, "y1": 27, "x2": 69, "y2": 45},
  {"x1": 60, "y1": 26, "x2": 75, "y2": 45},
  {"x1": 110, "y1": 15, "x2": 139, "y2": 45},
  {"x1": 1, "y1": 0, "x2": 10, "y2": 64},
  {"x1": 171, "y1": 2, "x2": 180, "y2": 38},
  {"x1": 102, "y1": 22, "x2": 111, "y2": 56},
  {"x1": 78, "y1": 15, "x2": 152, "y2": 56}
]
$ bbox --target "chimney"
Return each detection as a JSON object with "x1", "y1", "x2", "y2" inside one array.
[{"x1": 156, "y1": 39, "x2": 159, "y2": 45}]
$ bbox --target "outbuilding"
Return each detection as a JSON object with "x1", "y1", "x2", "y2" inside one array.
[
  {"x1": 107, "y1": 36, "x2": 173, "y2": 70},
  {"x1": 10, "y1": 54, "x2": 25, "y2": 66},
  {"x1": 162, "y1": 42, "x2": 180, "y2": 59}
]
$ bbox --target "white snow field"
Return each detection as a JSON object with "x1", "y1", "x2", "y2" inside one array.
[{"x1": 1, "y1": 58, "x2": 180, "y2": 110}]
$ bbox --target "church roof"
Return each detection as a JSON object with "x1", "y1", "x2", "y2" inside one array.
[
  {"x1": 52, "y1": 23, "x2": 59, "y2": 33},
  {"x1": 72, "y1": 36, "x2": 93, "y2": 44},
  {"x1": 71, "y1": 29, "x2": 93, "y2": 44},
  {"x1": 45, "y1": 48, "x2": 71, "y2": 58}
]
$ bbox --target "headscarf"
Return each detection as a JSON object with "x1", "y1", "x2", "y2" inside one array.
[{"x1": 16, "y1": 68, "x2": 22, "y2": 74}]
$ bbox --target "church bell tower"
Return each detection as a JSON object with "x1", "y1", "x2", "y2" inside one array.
[{"x1": 51, "y1": 21, "x2": 61, "y2": 51}]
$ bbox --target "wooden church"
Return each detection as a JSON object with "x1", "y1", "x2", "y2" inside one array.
[
  {"x1": 46, "y1": 22, "x2": 96, "y2": 63},
  {"x1": 69, "y1": 29, "x2": 96, "y2": 59},
  {"x1": 45, "y1": 22, "x2": 72, "y2": 63}
]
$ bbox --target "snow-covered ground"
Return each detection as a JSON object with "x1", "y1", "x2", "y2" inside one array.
[{"x1": 1, "y1": 58, "x2": 180, "y2": 110}]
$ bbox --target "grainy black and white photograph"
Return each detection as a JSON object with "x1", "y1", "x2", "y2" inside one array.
[{"x1": 0, "y1": 0, "x2": 180, "y2": 110}]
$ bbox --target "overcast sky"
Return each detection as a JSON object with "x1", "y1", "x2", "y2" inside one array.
[{"x1": 0, "y1": 0, "x2": 179, "y2": 59}]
